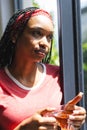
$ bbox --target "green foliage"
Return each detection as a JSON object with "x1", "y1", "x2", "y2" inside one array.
[
  {"x1": 82, "y1": 42, "x2": 87, "y2": 101},
  {"x1": 50, "y1": 39, "x2": 59, "y2": 65},
  {"x1": 82, "y1": 42, "x2": 87, "y2": 71},
  {"x1": 32, "y1": 0, "x2": 39, "y2": 8}
]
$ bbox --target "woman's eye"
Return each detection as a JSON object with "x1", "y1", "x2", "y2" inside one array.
[
  {"x1": 47, "y1": 34, "x2": 53, "y2": 41},
  {"x1": 31, "y1": 30, "x2": 42, "y2": 38}
]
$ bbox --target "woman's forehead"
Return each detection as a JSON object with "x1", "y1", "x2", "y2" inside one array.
[{"x1": 27, "y1": 15, "x2": 54, "y2": 32}]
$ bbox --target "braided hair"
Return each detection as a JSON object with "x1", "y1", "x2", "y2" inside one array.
[{"x1": 0, "y1": 7, "x2": 53, "y2": 68}]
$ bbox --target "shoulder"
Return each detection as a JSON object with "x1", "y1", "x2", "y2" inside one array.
[
  {"x1": 44, "y1": 63, "x2": 60, "y2": 75},
  {"x1": 44, "y1": 63, "x2": 62, "y2": 87}
]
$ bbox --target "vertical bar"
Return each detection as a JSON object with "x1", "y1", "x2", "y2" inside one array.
[
  {"x1": 13, "y1": 0, "x2": 19, "y2": 10},
  {"x1": 18, "y1": 0, "x2": 23, "y2": 9},
  {"x1": 13, "y1": 0, "x2": 23, "y2": 10},
  {"x1": 58, "y1": 0, "x2": 76, "y2": 103}
]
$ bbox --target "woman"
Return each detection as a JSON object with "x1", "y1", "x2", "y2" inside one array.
[{"x1": 0, "y1": 7, "x2": 86, "y2": 130}]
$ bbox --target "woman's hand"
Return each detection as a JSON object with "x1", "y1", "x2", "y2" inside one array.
[
  {"x1": 14, "y1": 108, "x2": 57, "y2": 130},
  {"x1": 68, "y1": 105, "x2": 86, "y2": 130},
  {"x1": 65, "y1": 92, "x2": 86, "y2": 130}
]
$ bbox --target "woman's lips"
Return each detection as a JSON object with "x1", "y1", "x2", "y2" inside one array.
[{"x1": 34, "y1": 48, "x2": 47, "y2": 57}]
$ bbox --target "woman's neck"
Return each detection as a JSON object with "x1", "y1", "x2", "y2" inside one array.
[{"x1": 8, "y1": 62, "x2": 43, "y2": 87}]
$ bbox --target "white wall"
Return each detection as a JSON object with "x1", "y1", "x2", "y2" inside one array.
[
  {"x1": 0, "y1": 0, "x2": 34, "y2": 38},
  {"x1": 22, "y1": 0, "x2": 32, "y2": 9},
  {"x1": 0, "y1": 0, "x2": 14, "y2": 37}
]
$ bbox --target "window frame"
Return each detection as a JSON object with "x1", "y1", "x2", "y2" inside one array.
[{"x1": 58, "y1": 0, "x2": 86, "y2": 129}]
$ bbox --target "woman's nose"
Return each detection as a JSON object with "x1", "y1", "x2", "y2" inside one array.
[{"x1": 39, "y1": 36, "x2": 50, "y2": 48}]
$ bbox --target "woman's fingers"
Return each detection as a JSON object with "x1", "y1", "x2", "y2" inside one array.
[
  {"x1": 68, "y1": 119, "x2": 85, "y2": 129},
  {"x1": 38, "y1": 116, "x2": 57, "y2": 130},
  {"x1": 73, "y1": 105, "x2": 86, "y2": 115},
  {"x1": 67, "y1": 92, "x2": 83, "y2": 105},
  {"x1": 32, "y1": 108, "x2": 57, "y2": 130},
  {"x1": 65, "y1": 92, "x2": 83, "y2": 111},
  {"x1": 68, "y1": 106, "x2": 86, "y2": 129},
  {"x1": 37, "y1": 107, "x2": 56, "y2": 115},
  {"x1": 64, "y1": 93, "x2": 86, "y2": 130}
]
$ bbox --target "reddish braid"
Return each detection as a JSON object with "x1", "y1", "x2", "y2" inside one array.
[{"x1": 13, "y1": 9, "x2": 52, "y2": 36}]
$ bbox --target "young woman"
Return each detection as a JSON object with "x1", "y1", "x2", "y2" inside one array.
[{"x1": 0, "y1": 7, "x2": 86, "y2": 130}]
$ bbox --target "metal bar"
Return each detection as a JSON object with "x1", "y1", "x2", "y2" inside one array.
[
  {"x1": 13, "y1": 0, "x2": 19, "y2": 11},
  {"x1": 18, "y1": 0, "x2": 23, "y2": 9},
  {"x1": 13, "y1": 0, "x2": 23, "y2": 10},
  {"x1": 58, "y1": 0, "x2": 76, "y2": 103}
]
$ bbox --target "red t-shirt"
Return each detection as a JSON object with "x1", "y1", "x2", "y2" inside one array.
[{"x1": 0, "y1": 64, "x2": 63, "y2": 130}]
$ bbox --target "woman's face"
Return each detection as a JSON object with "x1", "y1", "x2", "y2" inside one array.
[{"x1": 15, "y1": 15, "x2": 54, "y2": 63}]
